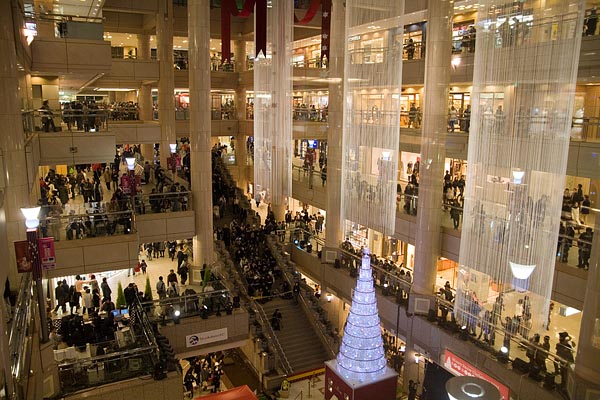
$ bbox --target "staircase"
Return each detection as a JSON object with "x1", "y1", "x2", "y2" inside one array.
[{"x1": 260, "y1": 297, "x2": 329, "y2": 373}]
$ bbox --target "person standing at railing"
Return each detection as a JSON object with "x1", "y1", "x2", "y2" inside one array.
[
  {"x1": 463, "y1": 104, "x2": 471, "y2": 133},
  {"x1": 408, "y1": 103, "x2": 418, "y2": 128},
  {"x1": 405, "y1": 38, "x2": 415, "y2": 60},
  {"x1": 586, "y1": 8, "x2": 598, "y2": 36},
  {"x1": 450, "y1": 200, "x2": 462, "y2": 230},
  {"x1": 40, "y1": 100, "x2": 57, "y2": 132},
  {"x1": 448, "y1": 106, "x2": 458, "y2": 132},
  {"x1": 578, "y1": 227, "x2": 593, "y2": 269}
]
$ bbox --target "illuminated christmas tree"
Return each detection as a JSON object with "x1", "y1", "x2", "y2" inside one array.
[{"x1": 336, "y1": 247, "x2": 386, "y2": 382}]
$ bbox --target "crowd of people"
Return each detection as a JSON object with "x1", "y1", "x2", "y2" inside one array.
[
  {"x1": 444, "y1": 287, "x2": 576, "y2": 388},
  {"x1": 183, "y1": 353, "x2": 225, "y2": 396}
]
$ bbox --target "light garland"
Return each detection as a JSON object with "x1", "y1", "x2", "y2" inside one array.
[
  {"x1": 340, "y1": 0, "x2": 404, "y2": 236},
  {"x1": 253, "y1": 0, "x2": 293, "y2": 206},
  {"x1": 455, "y1": 0, "x2": 585, "y2": 334},
  {"x1": 336, "y1": 247, "x2": 387, "y2": 382}
]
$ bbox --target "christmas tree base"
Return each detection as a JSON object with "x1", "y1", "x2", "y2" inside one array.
[{"x1": 324, "y1": 360, "x2": 397, "y2": 400}]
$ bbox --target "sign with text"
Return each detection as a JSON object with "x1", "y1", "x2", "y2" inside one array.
[
  {"x1": 38, "y1": 237, "x2": 56, "y2": 270},
  {"x1": 443, "y1": 350, "x2": 510, "y2": 400},
  {"x1": 185, "y1": 328, "x2": 228, "y2": 348}
]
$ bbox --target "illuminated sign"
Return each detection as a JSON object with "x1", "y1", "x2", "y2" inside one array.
[{"x1": 443, "y1": 350, "x2": 510, "y2": 400}]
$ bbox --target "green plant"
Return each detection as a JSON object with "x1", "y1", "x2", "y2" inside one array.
[
  {"x1": 116, "y1": 282, "x2": 126, "y2": 308},
  {"x1": 144, "y1": 276, "x2": 153, "y2": 300}
]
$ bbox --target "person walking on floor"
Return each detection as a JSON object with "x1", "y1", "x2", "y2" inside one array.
[
  {"x1": 101, "y1": 277, "x2": 112, "y2": 301},
  {"x1": 156, "y1": 276, "x2": 167, "y2": 300}
]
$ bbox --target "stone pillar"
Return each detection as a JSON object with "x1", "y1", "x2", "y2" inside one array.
[
  {"x1": 234, "y1": 40, "x2": 245, "y2": 72},
  {"x1": 188, "y1": 0, "x2": 214, "y2": 273},
  {"x1": 137, "y1": 34, "x2": 151, "y2": 60},
  {"x1": 157, "y1": 0, "x2": 175, "y2": 166},
  {"x1": 0, "y1": 0, "x2": 31, "y2": 289},
  {"x1": 324, "y1": 0, "x2": 345, "y2": 248},
  {"x1": 137, "y1": 33, "x2": 153, "y2": 121},
  {"x1": 411, "y1": 0, "x2": 452, "y2": 296},
  {"x1": 0, "y1": 1, "x2": 30, "y2": 392},
  {"x1": 140, "y1": 144, "x2": 155, "y2": 165},
  {"x1": 234, "y1": 88, "x2": 247, "y2": 189},
  {"x1": 138, "y1": 84, "x2": 153, "y2": 121},
  {"x1": 572, "y1": 217, "x2": 600, "y2": 398},
  {"x1": 271, "y1": 203, "x2": 286, "y2": 222}
]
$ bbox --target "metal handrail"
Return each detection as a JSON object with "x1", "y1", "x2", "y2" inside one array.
[
  {"x1": 8, "y1": 274, "x2": 34, "y2": 400},
  {"x1": 435, "y1": 296, "x2": 574, "y2": 368},
  {"x1": 253, "y1": 300, "x2": 293, "y2": 375},
  {"x1": 266, "y1": 236, "x2": 338, "y2": 358},
  {"x1": 24, "y1": 11, "x2": 104, "y2": 24},
  {"x1": 212, "y1": 239, "x2": 293, "y2": 375},
  {"x1": 291, "y1": 56, "x2": 328, "y2": 69}
]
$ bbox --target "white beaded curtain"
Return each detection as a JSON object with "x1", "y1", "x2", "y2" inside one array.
[
  {"x1": 455, "y1": 0, "x2": 584, "y2": 334},
  {"x1": 253, "y1": 0, "x2": 293, "y2": 206},
  {"x1": 341, "y1": 0, "x2": 404, "y2": 236}
]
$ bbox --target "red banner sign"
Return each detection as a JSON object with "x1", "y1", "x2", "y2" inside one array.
[
  {"x1": 443, "y1": 350, "x2": 510, "y2": 400},
  {"x1": 38, "y1": 237, "x2": 56, "y2": 270}
]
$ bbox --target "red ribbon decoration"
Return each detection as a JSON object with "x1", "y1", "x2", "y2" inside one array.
[
  {"x1": 294, "y1": 0, "x2": 321, "y2": 25},
  {"x1": 321, "y1": 0, "x2": 331, "y2": 62},
  {"x1": 221, "y1": 0, "x2": 257, "y2": 63}
]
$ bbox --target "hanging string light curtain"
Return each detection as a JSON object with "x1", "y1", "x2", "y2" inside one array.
[
  {"x1": 253, "y1": 0, "x2": 293, "y2": 206},
  {"x1": 341, "y1": 0, "x2": 404, "y2": 236},
  {"x1": 455, "y1": 0, "x2": 585, "y2": 335},
  {"x1": 336, "y1": 248, "x2": 387, "y2": 382}
]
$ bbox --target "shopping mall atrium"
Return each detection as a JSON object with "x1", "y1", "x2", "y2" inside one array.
[{"x1": 1, "y1": 0, "x2": 600, "y2": 399}]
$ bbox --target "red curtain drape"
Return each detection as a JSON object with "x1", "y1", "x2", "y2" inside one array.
[
  {"x1": 221, "y1": 0, "x2": 258, "y2": 62},
  {"x1": 294, "y1": 0, "x2": 321, "y2": 25}
]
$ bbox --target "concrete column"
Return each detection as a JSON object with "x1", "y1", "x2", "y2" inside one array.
[
  {"x1": 324, "y1": 0, "x2": 345, "y2": 248},
  {"x1": 188, "y1": 0, "x2": 214, "y2": 272},
  {"x1": 234, "y1": 40, "x2": 245, "y2": 72},
  {"x1": 0, "y1": 2, "x2": 30, "y2": 392},
  {"x1": 572, "y1": 217, "x2": 600, "y2": 397},
  {"x1": 234, "y1": 88, "x2": 247, "y2": 188},
  {"x1": 411, "y1": 0, "x2": 452, "y2": 295},
  {"x1": 140, "y1": 144, "x2": 155, "y2": 165},
  {"x1": 137, "y1": 34, "x2": 151, "y2": 60},
  {"x1": 0, "y1": 0, "x2": 31, "y2": 289},
  {"x1": 138, "y1": 84, "x2": 153, "y2": 121},
  {"x1": 157, "y1": 0, "x2": 176, "y2": 167},
  {"x1": 271, "y1": 203, "x2": 286, "y2": 222}
]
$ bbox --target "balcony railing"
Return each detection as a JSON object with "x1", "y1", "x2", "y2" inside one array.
[
  {"x1": 134, "y1": 191, "x2": 192, "y2": 214},
  {"x1": 290, "y1": 237, "x2": 576, "y2": 386},
  {"x1": 172, "y1": 107, "x2": 236, "y2": 121},
  {"x1": 55, "y1": 296, "x2": 160, "y2": 396},
  {"x1": 291, "y1": 56, "x2": 328, "y2": 69},
  {"x1": 141, "y1": 285, "x2": 232, "y2": 323},
  {"x1": 289, "y1": 169, "x2": 595, "y2": 271},
  {"x1": 292, "y1": 106, "x2": 328, "y2": 122},
  {"x1": 39, "y1": 209, "x2": 134, "y2": 242}
]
